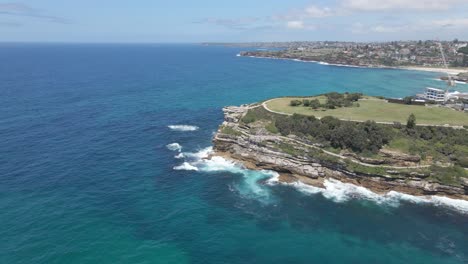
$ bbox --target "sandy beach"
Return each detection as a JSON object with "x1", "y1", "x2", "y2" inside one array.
[{"x1": 399, "y1": 66, "x2": 468, "y2": 75}]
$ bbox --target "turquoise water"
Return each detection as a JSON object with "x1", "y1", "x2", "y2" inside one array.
[{"x1": 1, "y1": 43, "x2": 467, "y2": 264}]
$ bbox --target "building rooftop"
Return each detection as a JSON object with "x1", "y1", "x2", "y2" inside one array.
[{"x1": 426, "y1": 87, "x2": 445, "y2": 92}]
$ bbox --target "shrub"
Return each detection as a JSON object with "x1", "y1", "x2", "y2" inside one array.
[
  {"x1": 403, "y1": 96, "x2": 413, "y2": 105},
  {"x1": 346, "y1": 93, "x2": 363, "y2": 102},
  {"x1": 392, "y1": 122, "x2": 402, "y2": 129},
  {"x1": 290, "y1": 100, "x2": 302, "y2": 106},
  {"x1": 310, "y1": 99, "x2": 321, "y2": 109},
  {"x1": 406, "y1": 113, "x2": 416, "y2": 129},
  {"x1": 265, "y1": 122, "x2": 279, "y2": 134}
]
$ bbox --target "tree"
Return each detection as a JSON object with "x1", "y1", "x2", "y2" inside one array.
[
  {"x1": 346, "y1": 93, "x2": 362, "y2": 102},
  {"x1": 303, "y1": 99, "x2": 311, "y2": 107},
  {"x1": 458, "y1": 46, "x2": 468, "y2": 55},
  {"x1": 310, "y1": 99, "x2": 321, "y2": 109},
  {"x1": 290, "y1": 100, "x2": 302, "y2": 106},
  {"x1": 403, "y1": 96, "x2": 413, "y2": 105},
  {"x1": 407, "y1": 113, "x2": 416, "y2": 129}
]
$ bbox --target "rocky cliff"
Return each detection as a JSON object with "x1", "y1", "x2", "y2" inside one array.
[{"x1": 212, "y1": 105, "x2": 468, "y2": 200}]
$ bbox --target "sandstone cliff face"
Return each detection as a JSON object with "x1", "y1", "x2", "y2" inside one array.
[{"x1": 213, "y1": 105, "x2": 468, "y2": 200}]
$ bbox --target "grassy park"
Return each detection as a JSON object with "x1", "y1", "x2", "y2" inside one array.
[{"x1": 265, "y1": 96, "x2": 468, "y2": 126}]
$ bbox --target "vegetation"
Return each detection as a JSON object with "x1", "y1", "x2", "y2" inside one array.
[
  {"x1": 265, "y1": 122, "x2": 279, "y2": 134},
  {"x1": 403, "y1": 96, "x2": 413, "y2": 105},
  {"x1": 290, "y1": 92, "x2": 362, "y2": 109},
  {"x1": 241, "y1": 106, "x2": 273, "y2": 124},
  {"x1": 455, "y1": 47, "x2": 468, "y2": 67},
  {"x1": 268, "y1": 96, "x2": 468, "y2": 126},
  {"x1": 241, "y1": 102, "x2": 468, "y2": 186},
  {"x1": 458, "y1": 46, "x2": 468, "y2": 55},
  {"x1": 274, "y1": 142, "x2": 305, "y2": 156},
  {"x1": 274, "y1": 114, "x2": 391, "y2": 154},
  {"x1": 220, "y1": 125, "x2": 243, "y2": 136},
  {"x1": 406, "y1": 114, "x2": 416, "y2": 129},
  {"x1": 289, "y1": 100, "x2": 302, "y2": 106},
  {"x1": 428, "y1": 165, "x2": 468, "y2": 186}
]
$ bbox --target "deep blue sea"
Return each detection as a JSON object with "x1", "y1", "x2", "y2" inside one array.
[{"x1": 1, "y1": 43, "x2": 468, "y2": 264}]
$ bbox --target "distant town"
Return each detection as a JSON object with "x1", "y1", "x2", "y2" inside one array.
[
  {"x1": 205, "y1": 40, "x2": 468, "y2": 69},
  {"x1": 205, "y1": 40, "x2": 468, "y2": 112}
]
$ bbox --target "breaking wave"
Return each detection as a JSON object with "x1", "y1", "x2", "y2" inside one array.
[
  {"x1": 171, "y1": 144, "x2": 468, "y2": 213},
  {"x1": 173, "y1": 162, "x2": 198, "y2": 171},
  {"x1": 268, "y1": 177, "x2": 468, "y2": 214},
  {"x1": 172, "y1": 146, "x2": 276, "y2": 203},
  {"x1": 174, "y1": 153, "x2": 185, "y2": 159},
  {"x1": 166, "y1": 143, "x2": 182, "y2": 152},
  {"x1": 168, "y1": 125, "x2": 199, "y2": 131}
]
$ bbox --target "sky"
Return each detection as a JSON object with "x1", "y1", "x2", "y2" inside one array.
[{"x1": 1, "y1": 0, "x2": 468, "y2": 43}]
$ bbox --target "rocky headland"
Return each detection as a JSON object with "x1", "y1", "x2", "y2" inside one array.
[{"x1": 212, "y1": 104, "x2": 468, "y2": 200}]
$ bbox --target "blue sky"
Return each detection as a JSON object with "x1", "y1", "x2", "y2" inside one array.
[{"x1": 1, "y1": 0, "x2": 468, "y2": 42}]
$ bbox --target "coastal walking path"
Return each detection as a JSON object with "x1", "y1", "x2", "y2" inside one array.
[{"x1": 260, "y1": 99, "x2": 465, "y2": 129}]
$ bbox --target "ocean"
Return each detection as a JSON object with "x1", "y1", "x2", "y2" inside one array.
[{"x1": 1, "y1": 43, "x2": 467, "y2": 264}]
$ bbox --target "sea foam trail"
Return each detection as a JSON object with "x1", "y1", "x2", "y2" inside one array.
[{"x1": 168, "y1": 125, "x2": 199, "y2": 131}]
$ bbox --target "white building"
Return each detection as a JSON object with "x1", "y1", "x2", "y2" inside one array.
[{"x1": 424, "y1": 87, "x2": 446, "y2": 102}]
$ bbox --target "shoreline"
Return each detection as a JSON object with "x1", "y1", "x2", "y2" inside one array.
[
  {"x1": 239, "y1": 54, "x2": 468, "y2": 75},
  {"x1": 399, "y1": 66, "x2": 468, "y2": 75},
  {"x1": 213, "y1": 150, "x2": 468, "y2": 202},
  {"x1": 212, "y1": 104, "x2": 468, "y2": 204}
]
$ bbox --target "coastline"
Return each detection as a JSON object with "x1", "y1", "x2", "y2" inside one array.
[
  {"x1": 239, "y1": 54, "x2": 468, "y2": 75},
  {"x1": 212, "y1": 104, "x2": 468, "y2": 204},
  {"x1": 213, "y1": 150, "x2": 468, "y2": 202},
  {"x1": 399, "y1": 66, "x2": 468, "y2": 75}
]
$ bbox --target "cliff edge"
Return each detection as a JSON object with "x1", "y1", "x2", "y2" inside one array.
[{"x1": 212, "y1": 104, "x2": 468, "y2": 200}]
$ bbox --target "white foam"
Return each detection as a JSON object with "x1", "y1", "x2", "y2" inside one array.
[
  {"x1": 168, "y1": 125, "x2": 199, "y2": 131},
  {"x1": 173, "y1": 146, "x2": 276, "y2": 203},
  {"x1": 166, "y1": 143, "x2": 182, "y2": 152},
  {"x1": 173, "y1": 162, "x2": 199, "y2": 171},
  {"x1": 428, "y1": 196, "x2": 468, "y2": 214},
  {"x1": 174, "y1": 153, "x2": 185, "y2": 159},
  {"x1": 171, "y1": 145, "x2": 468, "y2": 213},
  {"x1": 282, "y1": 178, "x2": 468, "y2": 213}
]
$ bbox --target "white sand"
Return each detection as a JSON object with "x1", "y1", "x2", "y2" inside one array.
[{"x1": 399, "y1": 66, "x2": 468, "y2": 75}]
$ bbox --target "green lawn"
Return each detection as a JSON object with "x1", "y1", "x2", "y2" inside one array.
[{"x1": 266, "y1": 97, "x2": 468, "y2": 126}]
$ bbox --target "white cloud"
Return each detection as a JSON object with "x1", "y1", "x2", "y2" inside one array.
[
  {"x1": 350, "y1": 22, "x2": 366, "y2": 33},
  {"x1": 351, "y1": 17, "x2": 468, "y2": 35},
  {"x1": 287, "y1": 20, "x2": 305, "y2": 29},
  {"x1": 194, "y1": 17, "x2": 266, "y2": 30},
  {"x1": 342, "y1": 0, "x2": 465, "y2": 11},
  {"x1": 430, "y1": 18, "x2": 468, "y2": 28},
  {"x1": 371, "y1": 25, "x2": 407, "y2": 33},
  {"x1": 0, "y1": 2, "x2": 70, "y2": 23},
  {"x1": 305, "y1": 6, "x2": 334, "y2": 18}
]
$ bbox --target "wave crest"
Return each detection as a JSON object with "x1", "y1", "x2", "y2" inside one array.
[
  {"x1": 173, "y1": 162, "x2": 198, "y2": 171},
  {"x1": 172, "y1": 146, "x2": 276, "y2": 203},
  {"x1": 170, "y1": 144, "x2": 468, "y2": 213},
  {"x1": 277, "y1": 178, "x2": 468, "y2": 214},
  {"x1": 168, "y1": 125, "x2": 199, "y2": 131},
  {"x1": 166, "y1": 143, "x2": 182, "y2": 152}
]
